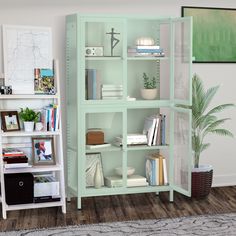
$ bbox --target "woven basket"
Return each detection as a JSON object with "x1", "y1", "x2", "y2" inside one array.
[{"x1": 191, "y1": 169, "x2": 213, "y2": 199}]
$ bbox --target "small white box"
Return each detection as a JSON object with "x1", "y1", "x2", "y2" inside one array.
[{"x1": 34, "y1": 176, "x2": 60, "y2": 197}]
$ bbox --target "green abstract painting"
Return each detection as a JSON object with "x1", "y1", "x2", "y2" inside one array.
[{"x1": 182, "y1": 7, "x2": 236, "y2": 63}]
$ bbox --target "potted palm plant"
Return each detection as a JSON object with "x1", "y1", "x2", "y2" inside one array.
[
  {"x1": 19, "y1": 107, "x2": 40, "y2": 132},
  {"x1": 140, "y1": 72, "x2": 159, "y2": 100},
  {"x1": 190, "y1": 74, "x2": 234, "y2": 198}
]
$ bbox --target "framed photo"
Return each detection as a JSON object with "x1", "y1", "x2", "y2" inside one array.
[
  {"x1": 182, "y1": 6, "x2": 236, "y2": 63},
  {"x1": 86, "y1": 153, "x2": 104, "y2": 187},
  {"x1": 1, "y1": 111, "x2": 20, "y2": 132},
  {"x1": 32, "y1": 137, "x2": 55, "y2": 165}
]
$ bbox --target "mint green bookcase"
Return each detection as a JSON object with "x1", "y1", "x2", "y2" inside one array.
[{"x1": 66, "y1": 14, "x2": 192, "y2": 209}]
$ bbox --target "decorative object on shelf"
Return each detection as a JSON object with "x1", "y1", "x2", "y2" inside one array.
[
  {"x1": 0, "y1": 73, "x2": 5, "y2": 86},
  {"x1": 85, "y1": 46, "x2": 103, "y2": 57},
  {"x1": 180, "y1": 74, "x2": 234, "y2": 198},
  {"x1": 106, "y1": 28, "x2": 120, "y2": 56},
  {"x1": 35, "y1": 122, "x2": 44, "y2": 131},
  {"x1": 140, "y1": 72, "x2": 159, "y2": 100},
  {"x1": 0, "y1": 111, "x2": 20, "y2": 132},
  {"x1": 34, "y1": 68, "x2": 55, "y2": 94},
  {"x1": 86, "y1": 153, "x2": 104, "y2": 187},
  {"x1": 115, "y1": 166, "x2": 135, "y2": 176},
  {"x1": 0, "y1": 85, "x2": 12, "y2": 95},
  {"x1": 135, "y1": 37, "x2": 154, "y2": 46},
  {"x1": 32, "y1": 137, "x2": 55, "y2": 165},
  {"x1": 86, "y1": 128, "x2": 104, "y2": 145},
  {"x1": 94, "y1": 163, "x2": 103, "y2": 188},
  {"x1": 19, "y1": 107, "x2": 40, "y2": 132}
]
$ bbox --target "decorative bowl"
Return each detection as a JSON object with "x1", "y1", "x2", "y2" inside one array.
[{"x1": 115, "y1": 167, "x2": 135, "y2": 176}]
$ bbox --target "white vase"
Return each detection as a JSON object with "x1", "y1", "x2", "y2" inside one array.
[
  {"x1": 94, "y1": 163, "x2": 102, "y2": 189},
  {"x1": 24, "y1": 121, "x2": 34, "y2": 132},
  {"x1": 141, "y1": 88, "x2": 158, "y2": 100}
]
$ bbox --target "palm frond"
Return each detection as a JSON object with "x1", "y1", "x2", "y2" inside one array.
[
  {"x1": 203, "y1": 118, "x2": 230, "y2": 135},
  {"x1": 194, "y1": 115, "x2": 216, "y2": 130},
  {"x1": 206, "y1": 104, "x2": 235, "y2": 116},
  {"x1": 200, "y1": 143, "x2": 210, "y2": 153},
  {"x1": 209, "y1": 128, "x2": 234, "y2": 137},
  {"x1": 201, "y1": 85, "x2": 219, "y2": 114}
]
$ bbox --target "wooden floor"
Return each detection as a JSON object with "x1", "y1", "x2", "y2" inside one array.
[{"x1": 1, "y1": 186, "x2": 236, "y2": 231}]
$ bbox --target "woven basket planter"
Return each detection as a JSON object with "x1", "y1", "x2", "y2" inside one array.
[{"x1": 191, "y1": 167, "x2": 213, "y2": 199}]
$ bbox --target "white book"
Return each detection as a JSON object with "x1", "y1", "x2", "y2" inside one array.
[
  {"x1": 102, "y1": 84, "x2": 123, "y2": 88},
  {"x1": 102, "y1": 91, "x2": 123, "y2": 96},
  {"x1": 4, "y1": 163, "x2": 32, "y2": 169},
  {"x1": 152, "y1": 115, "x2": 160, "y2": 145},
  {"x1": 143, "y1": 117, "x2": 156, "y2": 146},
  {"x1": 163, "y1": 158, "x2": 168, "y2": 185},
  {"x1": 136, "y1": 45, "x2": 160, "y2": 49},
  {"x1": 102, "y1": 96, "x2": 122, "y2": 100},
  {"x1": 86, "y1": 143, "x2": 111, "y2": 149}
]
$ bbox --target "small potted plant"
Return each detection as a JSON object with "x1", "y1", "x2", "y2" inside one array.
[
  {"x1": 141, "y1": 72, "x2": 159, "y2": 100},
  {"x1": 182, "y1": 74, "x2": 234, "y2": 198},
  {"x1": 19, "y1": 107, "x2": 40, "y2": 132}
]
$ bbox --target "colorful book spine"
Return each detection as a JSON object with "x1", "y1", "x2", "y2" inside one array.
[{"x1": 161, "y1": 115, "x2": 166, "y2": 145}]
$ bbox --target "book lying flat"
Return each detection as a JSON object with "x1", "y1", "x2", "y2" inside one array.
[
  {"x1": 105, "y1": 175, "x2": 148, "y2": 188},
  {"x1": 86, "y1": 143, "x2": 111, "y2": 149},
  {"x1": 4, "y1": 163, "x2": 32, "y2": 169}
]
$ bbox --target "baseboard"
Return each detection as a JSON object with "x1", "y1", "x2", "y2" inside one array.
[{"x1": 212, "y1": 174, "x2": 236, "y2": 187}]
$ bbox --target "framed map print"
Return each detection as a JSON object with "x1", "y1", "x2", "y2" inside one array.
[{"x1": 2, "y1": 25, "x2": 52, "y2": 94}]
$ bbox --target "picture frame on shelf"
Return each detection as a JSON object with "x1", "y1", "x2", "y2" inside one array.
[
  {"x1": 1, "y1": 111, "x2": 20, "y2": 132},
  {"x1": 86, "y1": 153, "x2": 104, "y2": 187},
  {"x1": 32, "y1": 137, "x2": 55, "y2": 165},
  {"x1": 182, "y1": 6, "x2": 236, "y2": 63}
]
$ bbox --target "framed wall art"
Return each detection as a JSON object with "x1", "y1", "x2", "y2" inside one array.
[
  {"x1": 1, "y1": 111, "x2": 20, "y2": 132},
  {"x1": 182, "y1": 6, "x2": 236, "y2": 63},
  {"x1": 32, "y1": 137, "x2": 55, "y2": 165}
]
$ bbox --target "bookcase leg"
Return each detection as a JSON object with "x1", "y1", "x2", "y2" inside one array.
[
  {"x1": 77, "y1": 197, "x2": 81, "y2": 209},
  {"x1": 2, "y1": 209, "x2": 7, "y2": 220},
  {"x1": 169, "y1": 190, "x2": 174, "y2": 202}
]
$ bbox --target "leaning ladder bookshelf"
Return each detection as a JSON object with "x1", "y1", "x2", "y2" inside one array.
[
  {"x1": 66, "y1": 14, "x2": 192, "y2": 209},
  {"x1": 0, "y1": 60, "x2": 66, "y2": 219}
]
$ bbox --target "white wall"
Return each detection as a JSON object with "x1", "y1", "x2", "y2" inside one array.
[{"x1": 0, "y1": 0, "x2": 235, "y2": 187}]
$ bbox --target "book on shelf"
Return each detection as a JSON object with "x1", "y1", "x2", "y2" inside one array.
[
  {"x1": 145, "y1": 153, "x2": 168, "y2": 186},
  {"x1": 105, "y1": 175, "x2": 148, "y2": 188},
  {"x1": 86, "y1": 69, "x2": 101, "y2": 100},
  {"x1": 3, "y1": 156, "x2": 28, "y2": 164},
  {"x1": 136, "y1": 45, "x2": 160, "y2": 49},
  {"x1": 102, "y1": 96, "x2": 123, "y2": 100},
  {"x1": 101, "y1": 90, "x2": 123, "y2": 96},
  {"x1": 41, "y1": 104, "x2": 60, "y2": 131},
  {"x1": 86, "y1": 143, "x2": 111, "y2": 149},
  {"x1": 4, "y1": 163, "x2": 32, "y2": 169},
  {"x1": 102, "y1": 84, "x2": 123, "y2": 89},
  {"x1": 143, "y1": 114, "x2": 166, "y2": 146},
  {"x1": 34, "y1": 68, "x2": 55, "y2": 95},
  {"x1": 2, "y1": 148, "x2": 24, "y2": 155},
  {"x1": 114, "y1": 134, "x2": 147, "y2": 146}
]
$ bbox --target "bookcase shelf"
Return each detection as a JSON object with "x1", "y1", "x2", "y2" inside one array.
[
  {"x1": 1, "y1": 130, "x2": 60, "y2": 137},
  {"x1": 66, "y1": 14, "x2": 192, "y2": 209},
  {"x1": 0, "y1": 60, "x2": 66, "y2": 219}
]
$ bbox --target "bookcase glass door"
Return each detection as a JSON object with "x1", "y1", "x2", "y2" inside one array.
[
  {"x1": 172, "y1": 107, "x2": 191, "y2": 196},
  {"x1": 173, "y1": 17, "x2": 192, "y2": 105}
]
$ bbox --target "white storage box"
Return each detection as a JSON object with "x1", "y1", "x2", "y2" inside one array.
[{"x1": 34, "y1": 176, "x2": 60, "y2": 197}]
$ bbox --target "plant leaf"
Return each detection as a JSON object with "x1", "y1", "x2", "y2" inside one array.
[
  {"x1": 206, "y1": 104, "x2": 235, "y2": 116},
  {"x1": 209, "y1": 128, "x2": 234, "y2": 138}
]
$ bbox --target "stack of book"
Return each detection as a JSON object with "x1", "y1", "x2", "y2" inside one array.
[
  {"x1": 41, "y1": 104, "x2": 60, "y2": 131},
  {"x1": 127, "y1": 45, "x2": 165, "y2": 57},
  {"x1": 105, "y1": 175, "x2": 148, "y2": 188},
  {"x1": 3, "y1": 148, "x2": 31, "y2": 169},
  {"x1": 101, "y1": 84, "x2": 123, "y2": 100},
  {"x1": 85, "y1": 69, "x2": 102, "y2": 100},
  {"x1": 143, "y1": 114, "x2": 166, "y2": 146},
  {"x1": 114, "y1": 134, "x2": 147, "y2": 146},
  {"x1": 145, "y1": 153, "x2": 168, "y2": 186}
]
